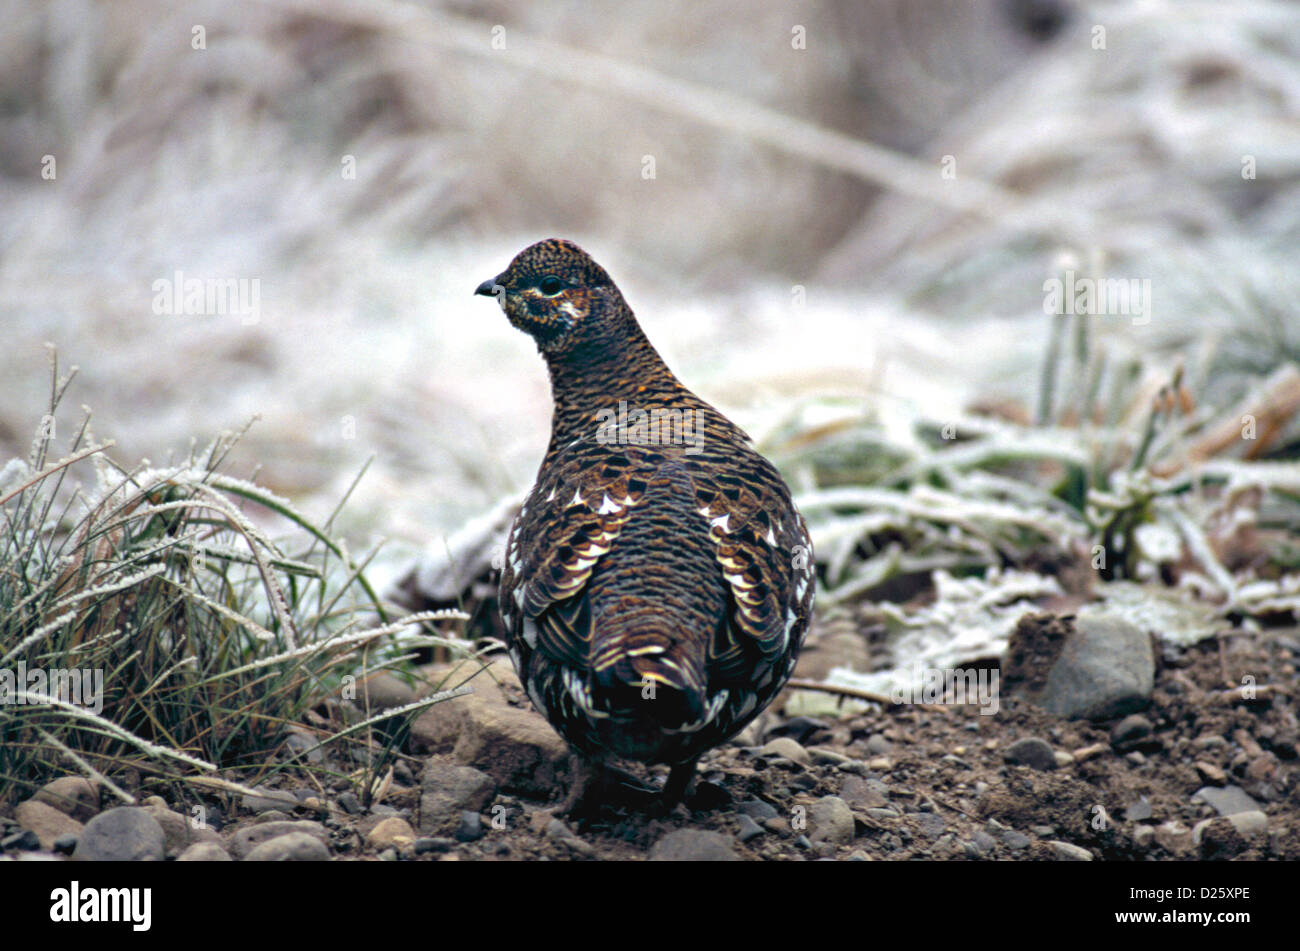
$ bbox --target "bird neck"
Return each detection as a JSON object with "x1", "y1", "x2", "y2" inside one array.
[{"x1": 543, "y1": 319, "x2": 692, "y2": 446}]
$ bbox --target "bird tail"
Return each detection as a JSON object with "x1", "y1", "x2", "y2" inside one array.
[{"x1": 591, "y1": 607, "x2": 707, "y2": 724}]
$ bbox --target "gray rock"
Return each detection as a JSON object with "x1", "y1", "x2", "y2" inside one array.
[
  {"x1": 765, "y1": 716, "x2": 829, "y2": 744},
  {"x1": 1132, "y1": 825, "x2": 1155, "y2": 848},
  {"x1": 1004, "y1": 737, "x2": 1057, "y2": 771},
  {"x1": 1010, "y1": 610, "x2": 1154, "y2": 720},
  {"x1": 413, "y1": 837, "x2": 455, "y2": 854},
  {"x1": 454, "y1": 811, "x2": 483, "y2": 842},
  {"x1": 649, "y1": 829, "x2": 740, "y2": 861},
  {"x1": 142, "y1": 801, "x2": 191, "y2": 858},
  {"x1": 228, "y1": 820, "x2": 330, "y2": 859},
  {"x1": 737, "y1": 798, "x2": 779, "y2": 821},
  {"x1": 283, "y1": 727, "x2": 325, "y2": 765},
  {"x1": 177, "y1": 841, "x2": 232, "y2": 861},
  {"x1": 758, "y1": 737, "x2": 811, "y2": 766},
  {"x1": 809, "y1": 796, "x2": 855, "y2": 845},
  {"x1": 807, "y1": 747, "x2": 852, "y2": 766},
  {"x1": 357, "y1": 671, "x2": 418, "y2": 711},
  {"x1": 52, "y1": 834, "x2": 79, "y2": 855},
  {"x1": 1124, "y1": 797, "x2": 1153, "y2": 821},
  {"x1": 914, "y1": 813, "x2": 947, "y2": 838},
  {"x1": 1002, "y1": 831, "x2": 1031, "y2": 850},
  {"x1": 244, "y1": 832, "x2": 330, "y2": 861},
  {"x1": 252, "y1": 809, "x2": 293, "y2": 824},
  {"x1": 1048, "y1": 840, "x2": 1093, "y2": 861},
  {"x1": 839, "y1": 776, "x2": 888, "y2": 809},
  {"x1": 735, "y1": 815, "x2": 765, "y2": 843},
  {"x1": 337, "y1": 791, "x2": 363, "y2": 815},
  {"x1": 971, "y1": 830, "x2": 998, "y2": 853},
  {"x1": 1110, "y1": 714, "x2": 1153, "y2": 748},
  {"x1": 419, "y1": 762, "x2": 497, "y2": 833},
  {"x1": 72, "y1": 808, "x2": 165, "y2": 861},
  {"x1": 865, "y1": 734, "x2": 892, "y2": 755},
  {"x1": 1192, "y1": 785, "x2": 1261, "y2": 817}
]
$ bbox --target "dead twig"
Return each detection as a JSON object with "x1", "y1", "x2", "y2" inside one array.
[{"x1": 784, "y1": 677, "x2": 954, "y2": 710}]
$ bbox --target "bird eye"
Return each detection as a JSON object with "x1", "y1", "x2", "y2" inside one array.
[{"x1": 538, "y1": 276, "x2": 565, "y2": 296}]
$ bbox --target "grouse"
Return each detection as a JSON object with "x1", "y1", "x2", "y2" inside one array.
[{"x1": 475, "y1": 238, "x2": 815, "y2": 812}]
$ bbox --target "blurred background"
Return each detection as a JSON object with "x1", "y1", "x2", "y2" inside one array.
[{"x1": 2, "y1": 0, "x2": 1299, "y2": 590}]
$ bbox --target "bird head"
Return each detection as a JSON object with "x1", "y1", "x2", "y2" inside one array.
[{"x1": 475, "y1": 238, "x2": 621, "y2": 354}]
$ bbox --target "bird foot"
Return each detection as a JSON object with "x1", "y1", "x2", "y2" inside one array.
[{"x1": 557, "y1": 755, "x2": 700, "y2": 817}]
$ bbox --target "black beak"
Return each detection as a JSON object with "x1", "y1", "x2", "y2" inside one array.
[{"x1": 475, "y1": 278, "x2": 500, "y2": 297}]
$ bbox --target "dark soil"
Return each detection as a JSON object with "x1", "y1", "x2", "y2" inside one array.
[
  {"x1": 234, "y1": 623, "x2": 1298, "y2": 861},
  {"x1": 7, "y1": 622, "x2": 1293, "y2": 862}
]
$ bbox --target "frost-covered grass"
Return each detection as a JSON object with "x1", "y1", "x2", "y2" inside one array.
[
  {"x1": 0, "y1": 350, "x2": 472, "y2": 808},
  {"x1": 767, "y1": 331, "x2": 1300, "y2": 705}
]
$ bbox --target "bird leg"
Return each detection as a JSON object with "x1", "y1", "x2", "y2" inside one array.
[
  {"x1": 559, "y1": 753, "x2": 700, "y2": 816},
  {"x1": 659, "y1": 756, "x2": 700, "y2": 811},
  {"x1": 556, "y1": 752, "x2": 599, "y2": 817}
]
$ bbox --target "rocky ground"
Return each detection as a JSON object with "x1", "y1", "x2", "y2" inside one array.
[{"x1": 1, "y1": 614, "x2": 1295, "y2": 862}]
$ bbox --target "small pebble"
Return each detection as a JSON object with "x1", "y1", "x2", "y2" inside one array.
[
  {"x1": 865, "y1": 735, "x2": 892, "y2": 755},
  {"x1": 1048, "y1": 841, "x2": 1093, "y2": 861},
  {"x1": 735, "y1": 815, "x2": 765, "y2": 843},
  {"x1": 1110, "y1": 714, "x2": 1153, "y2": 748},
  {"x1": 2, "y1": 829, "x2": 40, "y2": 851},
  {"x1": 1195, "y1": 761, "x2": 1227, "y2": 785},
  {"x1": 454, "y1": 811, "x2": 483, "y2": 842},
  {"x1": 1002, "y1": 831, "x2": 1031, "y2": 850},
  {"x1": 1124, "y1": 797, "x2": 1153, "y2": 822},
  {"x1": 337, "y1": 791, "x2": 363, "y2": 815},
  {"x1": 1003, "y1": 737, "x2": 1056, "y2": 771},
  {"x1": 737, "y1": 799, "x2": 778, "y2": 821}
]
